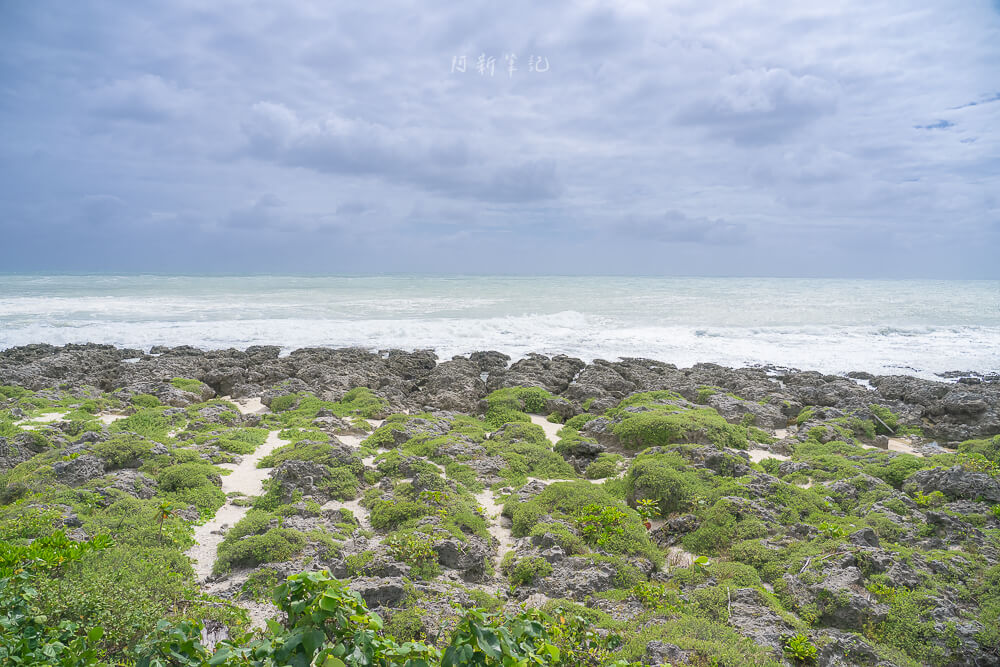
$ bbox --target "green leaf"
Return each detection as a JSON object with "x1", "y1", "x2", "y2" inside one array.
[
  {"x1": 473, "y1": 625, "x2": 502, "y2": 659},
  {"x1": 302, "y1": 628, "x2": 325, "y2": 657},
  {"x1": 321, "y1": 658, "x2": 346, "y2": 667}
]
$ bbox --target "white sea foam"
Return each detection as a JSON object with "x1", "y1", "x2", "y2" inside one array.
[{"x1": 1, "y1": 275, "x2": 998, "y2": 379}]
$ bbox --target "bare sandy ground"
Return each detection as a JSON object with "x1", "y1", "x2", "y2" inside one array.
[
  {"x1": 226, "y1": 396, "x2": 267, "y2": 415},
  {"x1": 187, "y1": 430, "x2": 287, "y2": 582},
  {"x1": 474, "y1": 488, "x2": 515, "y2": 571},
  {"x1": 887, "y1": 437, "x2": 919, "y2": 455},
  {"x1": 338, "y1": 434, "x2": 364, "y2": 448},
  {"x1": 529, "y1": 414, "x2": 562, "y2": 446},
  {"x1": 97, "y1": 413, "x2": 124, "y2": 424},
  {"x1": 18, "y1": 411, "x2": 66, "y2": 425},
  {"x1": 746, "y1": 449, "x2": 790, "y2": 463}
]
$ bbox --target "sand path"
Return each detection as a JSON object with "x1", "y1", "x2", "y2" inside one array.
[
  {"x1": 475, "y1": 488, "x2": 516, "y2": 572},
  {"x1": 187, "y1": 430, "x2": 288, "y2": 582},
  {"x1": 97, "y1": 413, "x2": 124, "y2": 424},
  {"x1": 746, "y1": 449, "x2": 790, "y2": 463},
  {"x1": 227, "y1": 396, "x2": 266, "y2": 415},
  {"x1": 529, "y1": 414, "x2": 562, "y2": 446}
]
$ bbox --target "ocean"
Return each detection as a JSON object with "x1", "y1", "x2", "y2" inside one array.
[{"x1": 1, "y1": 274, "x2": 998, "y2": 379}]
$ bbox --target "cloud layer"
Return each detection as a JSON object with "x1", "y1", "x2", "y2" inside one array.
[{"x1": 0, "y1": 0, "x2": 998, "y2": 276}]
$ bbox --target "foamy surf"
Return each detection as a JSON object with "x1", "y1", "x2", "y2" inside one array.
[{"x1": 1, "y1": 275, "x2": 998, "y2": 380}]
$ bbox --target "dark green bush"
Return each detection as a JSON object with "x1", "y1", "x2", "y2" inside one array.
[{"x1": 214, "y1": 527, "x2": 306, "y2": 573}]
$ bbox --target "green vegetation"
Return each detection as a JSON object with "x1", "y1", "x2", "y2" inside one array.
[
  {"x1": 170, "y1": 377, "x2": 206, "y2": 394},
  {"x1": 214, "y1": 511, "x2": 307, "y2": 573},
  {"x1": 783, "y1": 633, "x2": 818, "y2": 663},
  {"x1": 484, "y1": 386, "x2": 565, "y2": 428},
  {"x1": 93, "y1": 433, "x2": 153, "y2": 469},
  {"x1": 486, "y1": 421, "x2": 576, "y2": 485},
  {"x1": 501, "y1": 553, "x2": 553, "y2": 587},
  {"x1": 264, "y1": 387, "x2": 388, "y2": 425},
  {"x1": 507, "y1": 481, "x2": 662, "y2": 567},
  {"x1": 607, "y1": 392, "x2": 749, "y2": 450},
  {"x1": 869, "y1": 404, "x2": 899, "y2": 435},
  {"x1": 3, "y1": 376, "x2": 1000, "y2": 666},
  {"x1": 110, "y1": 406, "x2": 184, "y2": 441}
]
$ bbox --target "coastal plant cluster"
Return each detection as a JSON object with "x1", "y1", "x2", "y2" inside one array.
[{"x1": 1, "y1": 358, "x2": 1000, "y2": 666}]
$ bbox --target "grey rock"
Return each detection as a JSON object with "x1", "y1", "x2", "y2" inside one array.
[
  {"x1": 349, "y1": 577, "x2": 408, "y2": 608},
  {"x1": 104, "y1": 468, "x2": 158, "y2": 499},
  {"x1": 644, "y1": 641, "x2": 694, "y2": 666},
  {"x1": 707, "y1": 393, "x2": 786, "y2": 429},
  {"x1": 816, "y1": 629, "x2": 881, "y2": 667},
  {"x1": 415, "y1": 359, "x2": 487, "y2": 413},
  {"x1": 468, "y1": 351, "x2": 510, "y2": 372},
  {"x1": 779, "y1": 461, "x2": 812, "y2": 476},
  {"x1": 270, "y1": 460, "x2": 333, "y2": 501},
  {"x1": 727, "y1": 587, "x2": 791, "y2": 651},
  {"x1": 848, "y1": 528, "x2": 880, "y2": 548},
  {"x1": 905, "y1": 466, "x2": 1000, "y2": 503},
  {"x1": 433, "y1": 537, "x2": 491, "y2": 580},
  {"x1": 53, "y1": 455, "x2": 105, "y2": 486}
]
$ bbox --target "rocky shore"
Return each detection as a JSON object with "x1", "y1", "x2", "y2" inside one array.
[{"x1": 1, "y1": 343, "x2": 998, "y2": 666}]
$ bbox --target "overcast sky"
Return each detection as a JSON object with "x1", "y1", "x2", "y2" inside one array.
[{"x1": 1, "y1": 1, "x2": 998, "y2": 277}]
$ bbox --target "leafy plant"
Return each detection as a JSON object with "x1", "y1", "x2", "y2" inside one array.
[
  {"x1": 385, "y1": 532, "x2": 439, "y2": 579},
  {"x1": 691, "y1": 555, "x2": 710, "y2": 573},
  {"x1": 502, "y1": 554, "x2": 553, "y2": 587},
  {"x1": 576, "y1": 503, "x2": 628, "y2": 546},
  {"x1": 154, "y1": 500, "x2": 177, "y2": 544},
  {"x1": 635, "y1": 498, "x2": 660, "y2": 528},
  {"x1": 783, "y1": 633, "x2": 818, "y2": 663},
  {"x1": 817, "y1": 521, "x2": 851, "y2": 539},
  {"x1": 913, "y1": 490, "x2": 946, "y2": 508},
  {"x1": 0, "y1": 531, "x2": 114, "y2": 666}
]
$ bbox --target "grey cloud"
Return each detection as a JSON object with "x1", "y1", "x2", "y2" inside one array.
[
  {"x1": 80, "y1": 194, "x2": 126, "y2": 226},
  {"x1": 223, "y1": 194, "x2": 285, "y2": 230},
  {"x1": 677, "y1": 68, "x2": 838, "y2": 144},
  {"x1": 87, "y1": 74, "x2": 196, "y2": 122},
  {"x1": 240, "y1": 102, "x2": 561, "y2": 203},
  {"x1": 335, "y1": 201, "x2": 372, "y2": 216},
  {"x1": 618, "y1": 211, "x2": 750, "y2": 246}
]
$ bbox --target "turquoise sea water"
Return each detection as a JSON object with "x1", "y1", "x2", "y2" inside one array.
[{"x1": 1, "y1": 275, "x2": 998, "y2": 378}]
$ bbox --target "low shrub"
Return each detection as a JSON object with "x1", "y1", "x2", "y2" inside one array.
[
  {"x1": 501, "y1": 553, "x2": 553, "y2": 587},
  {"x1": 214, "y1": 527, "x2": 306, "y2": 573}
]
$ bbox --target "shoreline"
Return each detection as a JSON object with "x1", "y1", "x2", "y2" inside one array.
[
  {"x1": 2, "y1": 340, "x2": 998, "y2": 384},
  {"x1": 2, "y1": 342, "x2": 997, "y2": 446}
]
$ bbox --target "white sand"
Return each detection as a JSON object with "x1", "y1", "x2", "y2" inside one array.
[
  {"x1": 19, "y1": 411, "x2": 67, "y2": 424},
  {"x1": 97, "y1": 413, "x2": 124, "y2": 425},
  {"x1": 187, "y1": 430, "x2": 288, "y2": 582},
  {"x1": 226, "y1": 396, "x2": 266, "y2": 415},
  {"x1": 475, "y1": 489, "x2": 516, "y2": 571},
  {"x1": 860, "y1": 436, "x2": 925, "y2": 457},
  {"x1": 746, "y1": 449, "x2": 790, "y2": 463},
  {"x1": 773, "y1": 428, "x2": 789, "y2": 439},
  {"x1": 887, "y1": 437, "x2": 919, "y2": 455},
  {"x1": 338, "y1": 434, "x2": 365, "y2": 448},
  {"x1": 529, "y1": 414, "x2": 562, "y2": 446}
]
